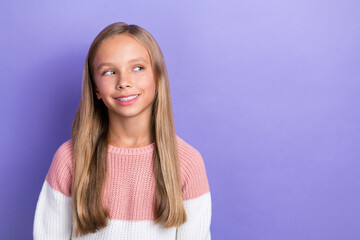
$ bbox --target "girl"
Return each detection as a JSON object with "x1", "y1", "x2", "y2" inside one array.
[{"x1": 33, "y1": 22, "x2": 211, "y2": 239}]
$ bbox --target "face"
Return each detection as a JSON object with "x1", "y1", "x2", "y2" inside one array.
[{"x1": 92, "y1": 34, "x2": 156, "y2": 121}]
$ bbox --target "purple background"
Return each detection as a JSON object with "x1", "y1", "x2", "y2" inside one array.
[{"x1": 1, "y1": 0, "x2": 359, "y2": 239}]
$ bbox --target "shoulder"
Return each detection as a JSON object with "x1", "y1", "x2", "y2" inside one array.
[
  {"x1": 51, "y1": 139, "x2": 73, "y2": 165},
  {"x1": 176, "y1": 135, "x2": 203, "y2": 163},
  {"x1": 176, "y1": 135, "x2": 210, "y2": 200},
  {"x1": 45, "y1": 139, "x2": 73, "y2": 197}
]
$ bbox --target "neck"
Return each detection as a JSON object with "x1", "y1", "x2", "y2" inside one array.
[{"x1": 107, "y1": 113, "x2": 154, "y2": 148}]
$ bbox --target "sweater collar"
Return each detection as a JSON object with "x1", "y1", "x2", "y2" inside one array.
[{"x1": 107, "y1": 141, "x2": 155, "y2": 155}]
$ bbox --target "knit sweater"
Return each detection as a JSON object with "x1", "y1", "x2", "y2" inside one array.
[{"x1": 33, "y1": 135, "x2": 212, "y2": 239}]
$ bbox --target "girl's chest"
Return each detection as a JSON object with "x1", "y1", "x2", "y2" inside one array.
[{"x1": 102, "y1": 158, "x2": 156, "y2": 221}]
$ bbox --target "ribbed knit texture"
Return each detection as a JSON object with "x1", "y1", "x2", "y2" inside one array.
[{"x1": 33, "y1": 135, "x2": 211, "y2": 240}]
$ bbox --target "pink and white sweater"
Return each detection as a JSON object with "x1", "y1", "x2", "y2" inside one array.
[{"x1": 33, "y1": 135, "x2": 212, "y2": 239}]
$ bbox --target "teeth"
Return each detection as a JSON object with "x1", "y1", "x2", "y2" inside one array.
[{"x1": 116, "y1": 95, "x2": 138, "y2": 101}]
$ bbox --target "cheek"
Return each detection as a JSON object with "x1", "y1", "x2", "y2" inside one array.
[
  {"x1": 138, "y1": 75, "x2": 156, "y2": 94},
  {"x1": 97, "y1": 80, "x2": 113, "y2": 92},
  {"x1": 147, "y1": 79, "x2": 156, "y2": 96}
]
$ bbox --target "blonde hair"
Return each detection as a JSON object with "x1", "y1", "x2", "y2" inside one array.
[{"x1": 70, "y1": 22, "x2": 186, "y2": 237}]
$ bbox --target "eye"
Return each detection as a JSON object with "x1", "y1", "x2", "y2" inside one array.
[
  {"x1": 134, "y1": 66, "x2": 144, "y2": 71},
  {"x1": 103, "y1": 70, "x2": 115, "y2": 75}
]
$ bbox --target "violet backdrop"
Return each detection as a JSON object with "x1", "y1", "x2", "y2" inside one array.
[{"x1": 0, "y1": 0, "x2": 359, "y2": 239}]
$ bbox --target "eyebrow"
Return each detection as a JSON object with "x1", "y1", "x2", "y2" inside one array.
[{"x1": 96, "y1": 57, "x2": 149, "y2": 71}]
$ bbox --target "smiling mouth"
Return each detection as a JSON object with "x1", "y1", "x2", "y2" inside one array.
[{"x1": 115, "y1": 94, "x2": 140, "y2": 101}]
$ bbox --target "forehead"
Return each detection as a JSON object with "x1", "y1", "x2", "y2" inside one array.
[{"x1": 93, "y1": 34, "x2": 150, "y2": 65}]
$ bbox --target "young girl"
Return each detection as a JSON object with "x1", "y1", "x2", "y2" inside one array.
[{"x1": 33, "y1": 22, "x2": 211, "y2": 239}]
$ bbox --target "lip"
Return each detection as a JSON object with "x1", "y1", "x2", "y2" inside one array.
[
  {"x1": 115, "y1": 94, "x2": 140, "y2": 98},
  {"x1": 114, "y1": 94, "x2": 140, "y2": 106}
]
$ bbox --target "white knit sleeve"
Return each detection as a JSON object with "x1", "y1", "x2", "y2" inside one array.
[
  {"x1": 33, "y1": 180, "x2": 73, "y2": 240},
  {"x1": 175, "y1": 192, "x2": 212, "y2": 239},
  {"x1": 33, "y1": 140, "x2": 74, "y2": 239},
  {"x1": 176, "y1": 141, "x2": 212, "y2": 240}
]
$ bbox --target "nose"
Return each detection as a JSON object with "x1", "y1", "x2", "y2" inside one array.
[{"x1": 116, "y1": 72, "x2": 132, "y2": 89}]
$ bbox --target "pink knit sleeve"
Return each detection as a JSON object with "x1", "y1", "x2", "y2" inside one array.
[
  {"x1": 176, "y1": 136, "x2": 212, "y2": 239},
  {"x1": 45, "y1": 139, "x2": 73, "y2": 197},
  {"x1": 34, "y1": 139, "x2": 74, "y2": 239},
  {"x1": 177, "y1": 136, "x2": 210, "y2": 201}
]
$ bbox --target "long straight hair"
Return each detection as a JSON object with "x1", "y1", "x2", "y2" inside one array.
[{"x1": 70, "y1": 22, "x2": 186, "y2": 238}]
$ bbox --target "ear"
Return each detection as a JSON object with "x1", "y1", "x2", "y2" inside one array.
[{"x1": 95, "y1": 87, "x2": 101, "y2": 100}]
